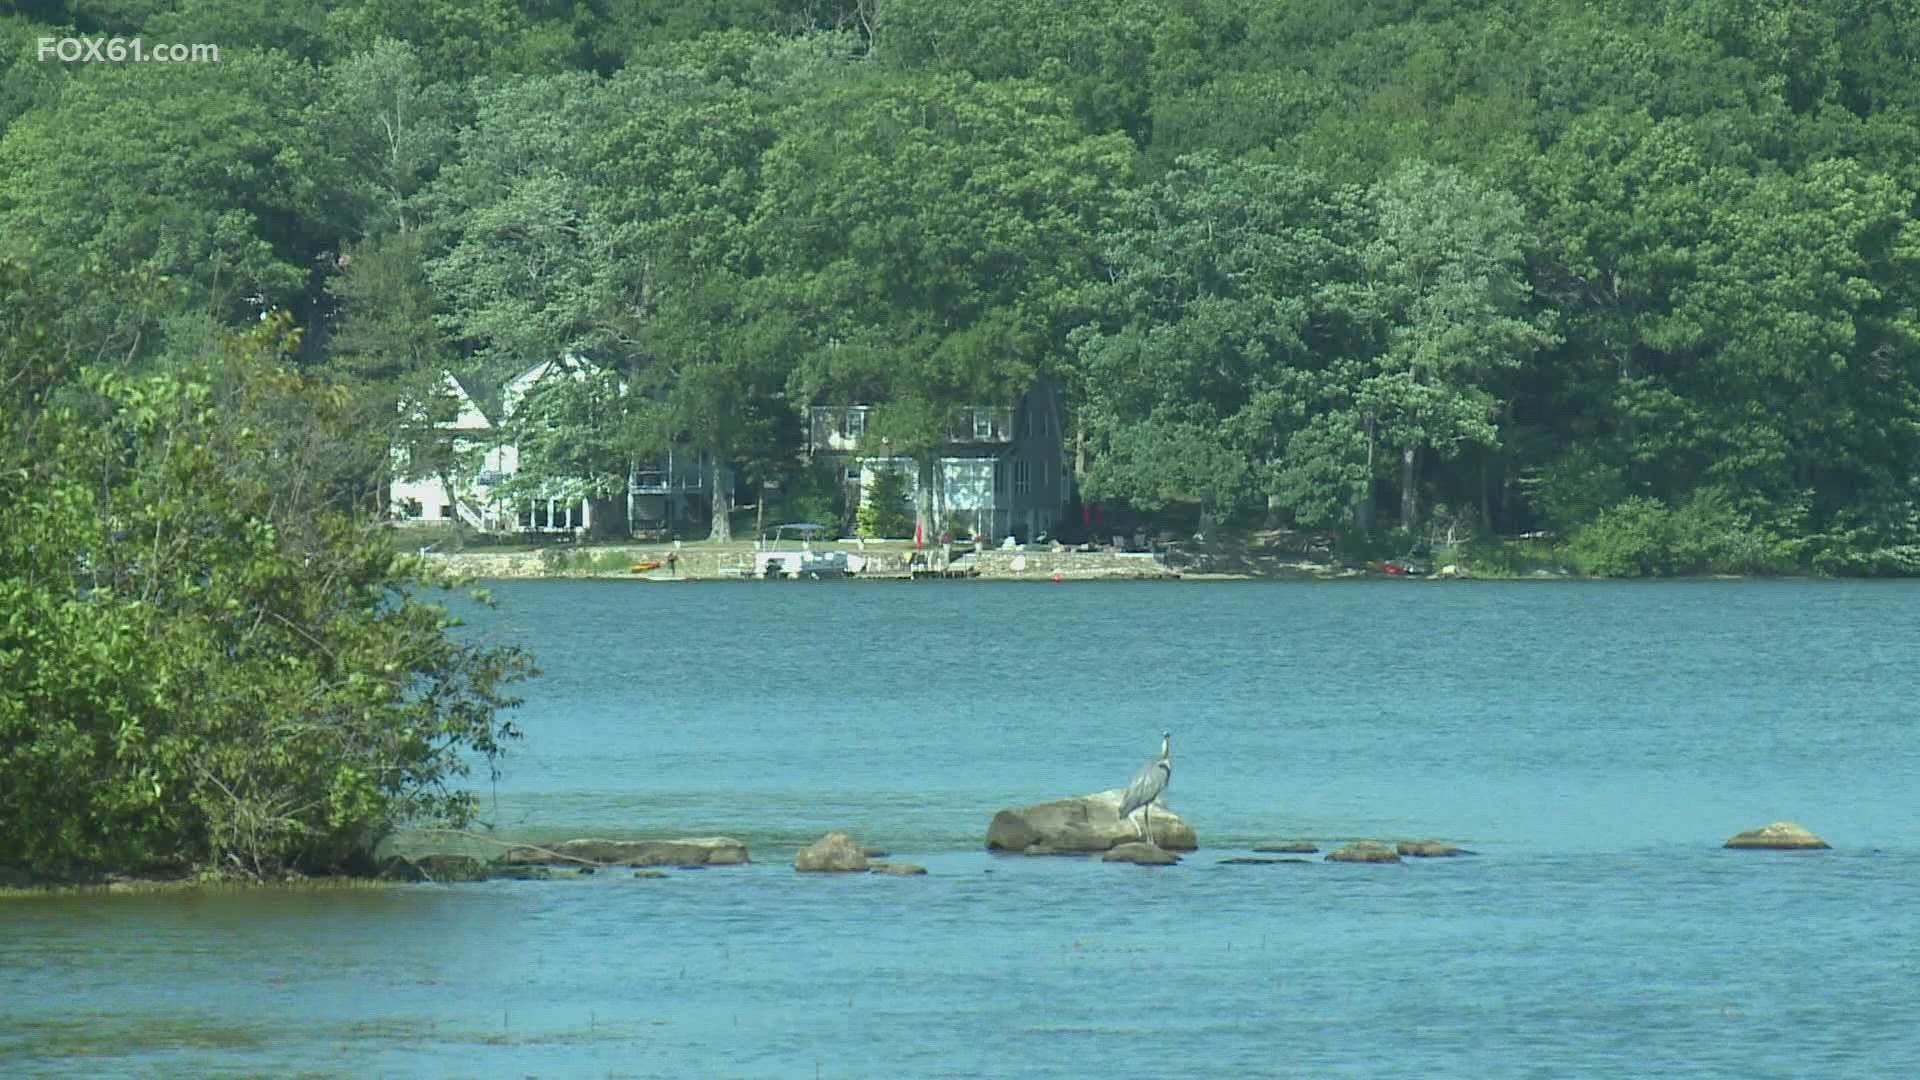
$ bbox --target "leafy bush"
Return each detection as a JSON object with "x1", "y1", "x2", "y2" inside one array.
[
  {"x1": 1569, "y1": 490, "x2": 1790, "y2": 577},
  {"x1": 0, "y1": 308, "x2": 532, "y2": 879},
  {"x1": 1567, "y1": 497, "x2": 1674, "y2": 576}
]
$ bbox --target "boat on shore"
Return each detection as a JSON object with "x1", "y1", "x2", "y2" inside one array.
[{"x1": 751, "y1": 523, "x2": 862, "y2": 580}]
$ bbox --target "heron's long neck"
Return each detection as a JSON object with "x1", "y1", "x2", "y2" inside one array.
[{"x1": 1160, "y1": 736, "x2": 1171, "y2": 762}]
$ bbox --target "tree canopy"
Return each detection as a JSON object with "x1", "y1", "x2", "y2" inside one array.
[{"x1": 2, "y1": 0, "x2": 1918, "y2": 573}]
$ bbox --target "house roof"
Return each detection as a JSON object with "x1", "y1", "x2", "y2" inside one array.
[
  {"x1": 448, "y1": 372, "x2": 501, "y2": 425},
  {"x1": 503, "y1": 353, "x2": 602, "y2": 417}
]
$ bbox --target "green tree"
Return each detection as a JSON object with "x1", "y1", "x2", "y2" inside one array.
[
  {"x1": 0, "y1": 267, "x2": 533, "y2": 878},
  {"x1": 1358, "y1": 160, "x2": 1555, "y2": 532},
  {"x1": 425, "y1": 72, "x2": 634, "y2": 385},
  {"x1": 856, "y1": 466, "x2": 914, "y2": 539},
  {"x1": 1073, "y1": 154, "x2": 1366, "y2": 529},
  {"x1": 754, "y1": 71, "x2": 1132, "y2": 535},
  {"x1": 0, "y1": 54, "x2": 348, "y2": 363}
]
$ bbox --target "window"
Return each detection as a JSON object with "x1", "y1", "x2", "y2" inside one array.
[
  {"x1": 973, "y1": 409, "x2": 994, "y2": 440},
  {"x1": 438, "y1": 503, "x2": 452, "y2": 519},
  {"x1": 845, "y1": 465, "x2": 860, "y2": 482},
  {"x1": 1014, "y1": 460, "x2": 1031, "y2": 494},
  {"x1": 843, "y1": 409, "x2": 865, "y2": 439}
]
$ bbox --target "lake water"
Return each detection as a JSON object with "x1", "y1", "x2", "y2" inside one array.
[{"x1": 5, "y1": 579, "x2": 1919, "y2": 1077}]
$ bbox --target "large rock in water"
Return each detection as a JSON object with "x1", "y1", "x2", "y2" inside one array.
[
  {"x1": 1725, "y1": 821, "x2": 1830, "y2": 850},
  {"x1": 795, "y1": 832, "x2": 870, "y2": 872},
  {"x1": 504, "y1": 837, "x2": 749, "y2": 867},
  {"x1": 986, "y1": 789, "x2": 1198, "y2": 854}
]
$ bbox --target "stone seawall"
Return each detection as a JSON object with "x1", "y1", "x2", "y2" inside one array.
[
  {"x1": 421, "y1": 545, "x2": 1180, "y2": 582},
  {"x1": 963, "y1": 549, "x2": 1178, "y2": 580}
]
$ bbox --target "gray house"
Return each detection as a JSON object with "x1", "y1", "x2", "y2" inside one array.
[
  {"x1": 808, "y1": 381, "x2": 1071, "y2": 542},
  {"x1": 626, "y1": 446, "x2": 720, "y2": 538}
]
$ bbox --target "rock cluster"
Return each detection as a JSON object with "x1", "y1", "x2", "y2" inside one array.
[{"x1": 986, "y1": 789, "x2": 1199, "y2": 854}]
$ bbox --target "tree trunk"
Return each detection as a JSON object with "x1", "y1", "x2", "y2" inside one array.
[
  {"x1": 709, "y1": 460, "x2": 732, "y2": 542},
  {"x1": 1400, "y1": 445, "x2": 1419, "y2": 532},
  {"x1": 1479, "y1": 458, "x2": 1494, "y2": 537},
  {"x1": 1354, "y1": 426, "x2": 1377, "y2": 536},
  {"x1": 435, "y1": 469, "x2": 471, "y2": 542},
  {"x1": 915, "y1": 457, "x2": 935, "y2": 541},
  {"x1": 933, "y1": 457, "x2": 948, "y2": 538}
]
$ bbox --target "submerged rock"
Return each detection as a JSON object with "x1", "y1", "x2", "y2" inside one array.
[
  {"x1": 377, "y1": 855, "x2": 489, "y2": 882},
  {"x1": 795, "y1": 832, "x2": 870, "y2": 872},
  {"x1": 488, "y1": 865, "x2": 553, "y2": 881},
  {"x1": 1218, "y1": 856, "x2": 1311, "y2": 865},
  {"x1": 1103, "y1": 842, "x2": 1180, "y2": 865},
  {"x1": 1397, "y1": 840, "x2": 1471, "y2": 858},
  {"x1": 632, "y1": 870, "x2": 668, "y2": 880},
  {"x1": 1326, "y1": 841, "x2": 1402, "y2": 864},
  {"x1": 1725, "y1": 821, "x2": 1830, "y2": 850},
  {"x1": 503, "y1": 837, "x2": 750, "y2": 868},
  {"x1": 986, "y1": 789, "x2": 1198, "y2": 854},
  {"x1": 869, "y1": 861, "x2": 927, "y2": 876},
  {"x1": 1252, "y1": 841, "x2": 1320, "y2": 854}
]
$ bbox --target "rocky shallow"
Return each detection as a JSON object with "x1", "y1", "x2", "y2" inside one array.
[{"x1": 284, "y1": 816, "x2": 1841, "y2": 888}]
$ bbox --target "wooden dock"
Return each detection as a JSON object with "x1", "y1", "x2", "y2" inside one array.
[{"x1": 909, "y1": 565, "x2": 980, "y2": 580}]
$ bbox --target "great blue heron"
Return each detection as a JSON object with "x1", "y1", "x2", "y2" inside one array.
[{"x1": 1117, "y1": 731, "x2": 1172, "y2": 845}]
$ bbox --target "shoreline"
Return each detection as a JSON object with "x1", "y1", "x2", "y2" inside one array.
[
  {"x1": 412, "y1": 543, "x2": 1380, "y2": 583},
  {"x1": 401, "y1": 538, "x2": 1871, "y2": 584}
]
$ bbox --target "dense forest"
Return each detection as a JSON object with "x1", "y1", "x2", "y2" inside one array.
[{"x1": 4, "y1": 0, "x2": 1920, "y2": 576}]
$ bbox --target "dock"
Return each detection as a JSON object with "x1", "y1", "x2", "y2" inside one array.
[{"x1": 909, "y1": 565, "x2": 980, "y2": 580}]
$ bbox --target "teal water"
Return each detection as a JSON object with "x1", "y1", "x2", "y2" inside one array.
[{"x1": 5, "y1": 580, "x2": 1919, "y2": 1077}]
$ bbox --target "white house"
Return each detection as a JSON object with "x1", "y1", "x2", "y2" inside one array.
[
  {"x1": 389, "y1": 355, "x2": 718, "y2": 537},
  {"x1": 387, "y1": 372, "x2": 515, "y2": 530}
]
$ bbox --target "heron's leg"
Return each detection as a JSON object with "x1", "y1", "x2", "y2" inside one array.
[{"x1": 1143, "y1": 803, "x2": 1152, "y2": 845}]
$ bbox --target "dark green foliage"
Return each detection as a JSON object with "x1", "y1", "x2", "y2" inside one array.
[
  {"x1": 1, "y1": 0, "x2": 1919, "y2": 582},
  {"x1": 775, "y1": 461, "x2": 851, "y2": 536}
]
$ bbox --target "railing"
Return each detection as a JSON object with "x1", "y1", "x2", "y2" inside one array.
[
  {"x1": 628, "y1": 458, "x2": 706, "y2": 494},
  {"x1": 631, "y1": 468, "x2": 668, "y2": 494}
]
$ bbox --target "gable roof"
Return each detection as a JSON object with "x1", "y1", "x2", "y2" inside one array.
[
  {"x1": 502, "y1": 352, "x2": 602, "y2": 417},
  {"x1": 448, "y1": 372, "x2": 500, "y2": 426}
]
